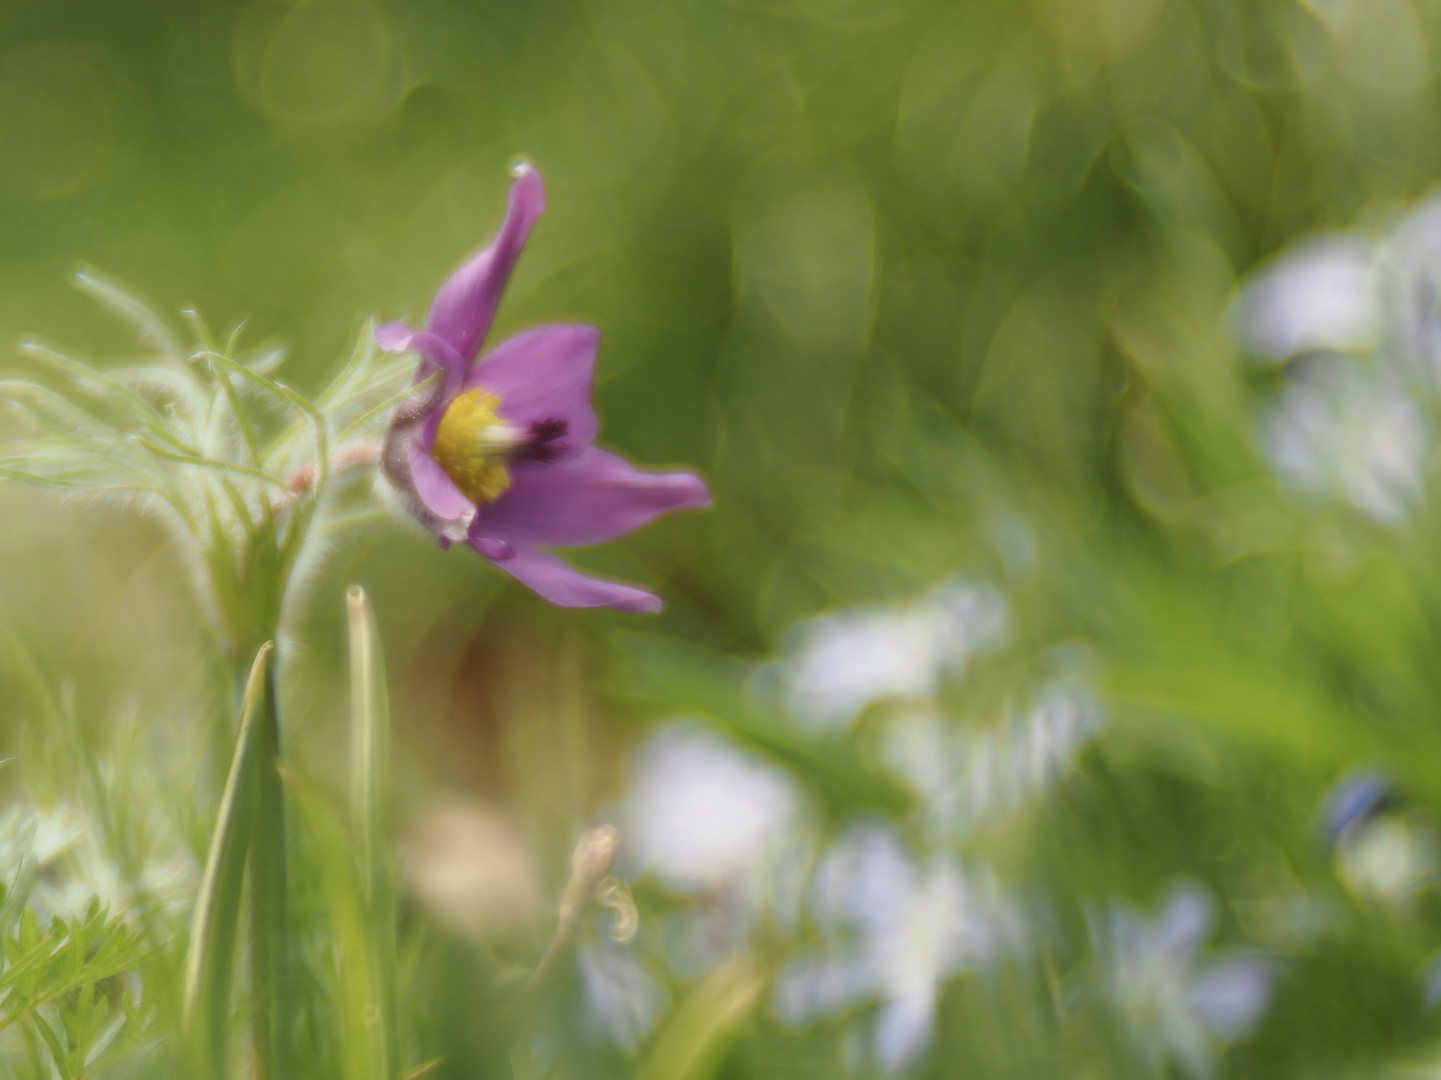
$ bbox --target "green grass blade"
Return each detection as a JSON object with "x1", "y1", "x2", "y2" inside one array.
[
  {"x1": 182, "y1": 642, "x2": 271, "y2": 1080},
  {"x1": 346, "y1": 585, "x2": 399, "y2": 1080},
  {"x1": 634, "y1": 956, "x2": 764, "y2": 1080},
  {"x1": 283, "y1": 771, "x2": 390, "y2": 1080}
]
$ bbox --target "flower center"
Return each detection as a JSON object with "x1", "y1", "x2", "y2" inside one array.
[{"x1": 431, "y1": 389, "x2": 518, "y2": 505}]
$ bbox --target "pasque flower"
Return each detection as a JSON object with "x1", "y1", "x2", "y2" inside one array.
[{"x1": 377, "y1": 163, "x2": 709, "y2": 611}]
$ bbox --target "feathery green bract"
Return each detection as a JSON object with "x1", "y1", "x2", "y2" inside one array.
[{"x1": 0, "y1": 271, "x2": 413, "y2": 664}]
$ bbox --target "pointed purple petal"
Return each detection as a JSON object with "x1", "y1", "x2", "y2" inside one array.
[
  {"x1": 374, "y1": 321, "x2": 417, "y2": 351},
  {"x1": 473, "y1": 541, "x2": 662, "y2": 612},
  {"x1": 407, "y1": 436, "x2": 474, "y2": 523},
  {"x1": 479, "y1": 447, "x2": 710, "y2": 546},
  {"x1": 464, "y1": 323, "x2": 600, "y2": 449},
  {"x1": 426, "y1": 164, "x2": 546, "y2": 363},
  {"x1": 471, "y1": 535, "x2": 514, "y2": 560},
  {"x1": 374, "y1": 325, "x2": 468, "y2": 397}
]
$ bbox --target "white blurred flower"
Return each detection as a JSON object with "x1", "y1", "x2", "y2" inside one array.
[
  {"x1": 883, "y1": 682, "x2": 1103, "y2": 839},
  {"x1": 1094, "y1": 883, "x2": 1274, "y2": 1080},
  {"x1": 1259, "y1": 354, "x2": 1427, "y2": 523},
  {"x1": 773, "y1": 824, "x2": 1024, "y2": 1074},
  {"x1": 1321, "y1": 773, "x2": 1439, "y2": 910},
  {"x1": 1228, "y1": 196, "x2": 1441, "y2": 522},
  {"x1": 1379, "y1": 196, "x2": 1441, "y2": 390},
  {"x1": 625, "y1": 723, "x2": 806, "y2": 973},
  {"x1": 626, "y1": 723, "x2": 800, "y2": 895},
  {"x1": 578, "y1": 935, "x2": 669, "y2": 1051},
  {"x1": 768, "y1": 580, "x2": 1008, "y2": 731},
  {"x1": 1229, "y1": 197, "x2": 1441, "y2": 380},
  {"x1": 1336, "y1": 814, "x2": 1439, "y2": 907},
  {"x1": 1229, "y1": 235, "x2": 1381, "y2": 363}
]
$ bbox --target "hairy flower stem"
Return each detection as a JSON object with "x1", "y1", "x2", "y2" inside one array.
[{"x1": 282, "y1": 440, "x2": 380, "y2": 495}]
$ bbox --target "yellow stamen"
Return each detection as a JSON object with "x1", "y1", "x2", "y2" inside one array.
[{"x1": 431, "y1": 389, "x2": 513, "y2": 505}]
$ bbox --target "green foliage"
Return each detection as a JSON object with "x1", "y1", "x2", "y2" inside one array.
[
  {"x1": 10, "y1": 1, "x2": 1441, "y2": 1078},
  {"x1": 0, "y1": 902, "x2": 151, "y2": 1079}
]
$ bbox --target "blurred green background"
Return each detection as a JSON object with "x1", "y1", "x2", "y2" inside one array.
[{"x1": 9, "y1": 0, "x2": 1441, "y2": 1077}]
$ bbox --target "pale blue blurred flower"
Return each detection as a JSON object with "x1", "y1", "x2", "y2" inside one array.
[
  {"x1": 1230, "y1": 197, "x2": 1441, "y2": 522},
  {"x1": 1422, "y1": 951, "x2": 1441, "y2": 1010},
  {"x1": 1229, "y1": 236, "x2": 1381, "y2": 363},
  {"x1": 625, "y1": 723, "x2": 801, "y2": 896},
  {"x1": 882, "y1": 681, "x2": 1103, "y2": 840},
  {"x1": 1258, "y1": 354, "x2": 1427, "y2": 523},
  {"x1": 1230, "y1": 195, "x2": 1441, "y2": 382},
  {"x1": 766, "y1": 580, "x2": 1008, "y2": 731},
  {"x1": 1378, "y1": 196, "x2": 1441, "y2": 391},
  {"x1": 1094, "y1": 883, "x2": 1273, "y2": 1079},
  {"x1": 772, "y1": 824, "x2": 1024, "y2": 1074},
  {"x1": 577, "y1": 934, "x2": 669, "y2": 1051},
  {"x1": 1320, "y1": 771, "x2": 1393, "y2": 845},
  {"x1": 1320, "y1": 774, "x2": 1438, "y2": 908},
  {"x1": 624, "y1": 723, "x2": 807, "y2": 973}
]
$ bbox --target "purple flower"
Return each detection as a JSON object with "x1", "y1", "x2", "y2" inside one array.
[{"x1": 377, "y1": 164, "x2": 710, "y2": 612}]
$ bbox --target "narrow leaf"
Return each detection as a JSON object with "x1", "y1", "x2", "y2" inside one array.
[
  {"x1": 283, "y1": 771, "x2": 390, "y2": 1080},
  {"x1": 635, "y1": 956, "x2": 764, "y2": 1080},
  {"x1": 247, "y1": 653, "x2": 293, "y2": 1080},
  {"x1": 181, "y1": 642, "x2": 272, "y2": 1080},
  {"x1": 347, "y1": 585, "x2": 400, "y2": 1080}
]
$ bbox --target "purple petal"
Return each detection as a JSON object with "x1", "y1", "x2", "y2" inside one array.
[
  {"x1": 426, "y1": 164, "x2": 546, "y2": 363},
  {"x1": 479, "y1": 447, "x2": 710, "y2": 546},
  {"x1": 374, "y1": 324, "x2": 468, "y2": 397},
  {"x1": 1188, "y1": 958, "x2": 1274, "y2": 1040},
  {"x1": 471, "y1": 535, "x2": 514, "y2": 561},
  {"x1": 465, "y1": 323, "x2": 600, "y2": 450},
  {"x1": 472, "y1": 541, "x2": 663, "y2": 612},
  {"x1": 407, "y1": 436, "x2": 474, "y2": 523},
  {"x1": 374, "y1": 321, "x2": 416, "y2": 351}
]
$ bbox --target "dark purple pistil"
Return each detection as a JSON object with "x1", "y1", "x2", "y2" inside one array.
[{"x1": 514, "y1": 418, "x2": 568, "y2": 462}]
